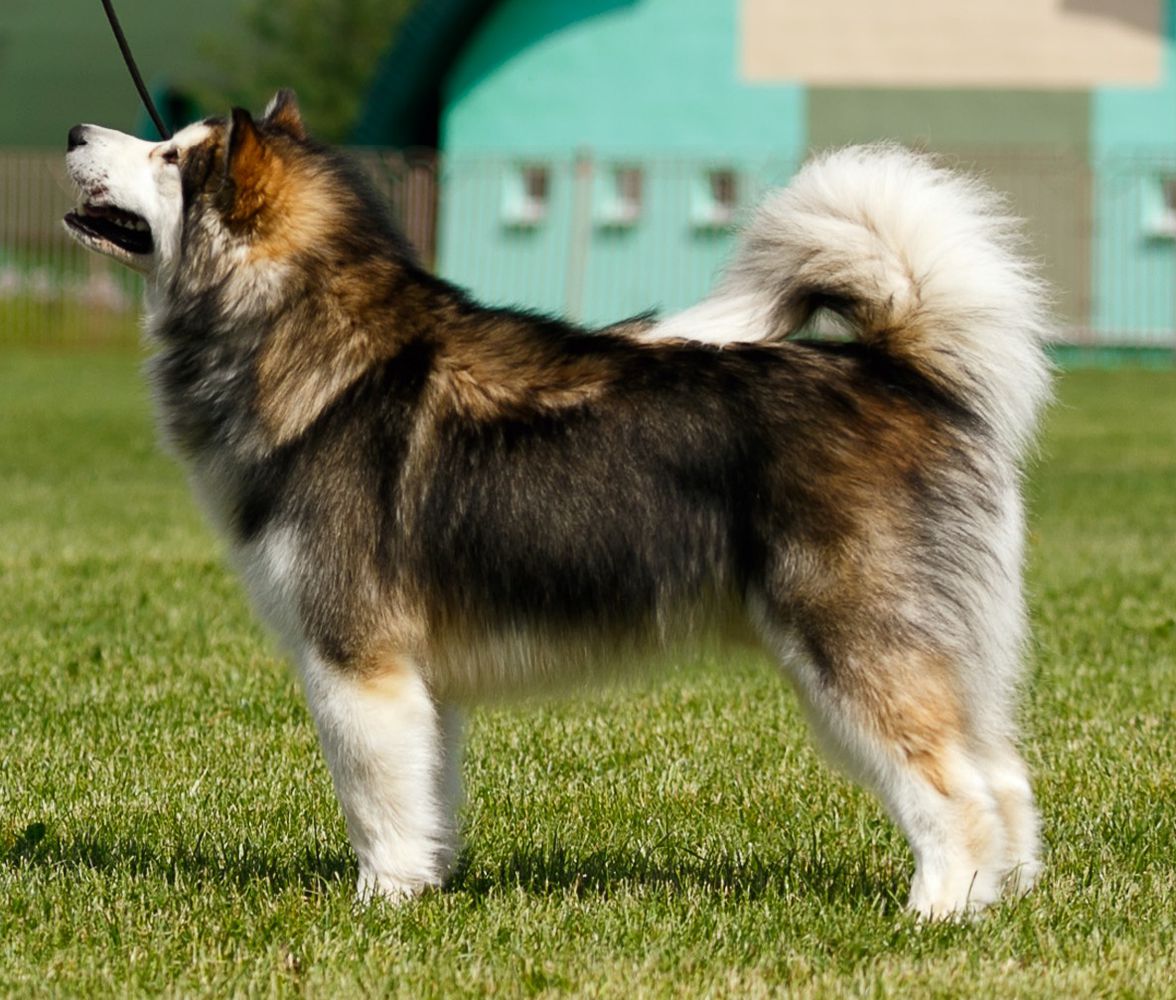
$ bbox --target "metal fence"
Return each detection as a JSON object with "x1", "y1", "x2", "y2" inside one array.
[{"x1": 2, "y1": 147, "x2": 1175, "y2": 352}]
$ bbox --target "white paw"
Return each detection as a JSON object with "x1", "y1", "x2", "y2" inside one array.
[
  {"x1": 1001, "y1": 857, "x2": 1043, "y2": 899},
  {"x1": 908, "y1": 867, "x2": 1002, "y2": 920},
  {"x1": 355, "y1": 868, "x2": 439, "y2": 905}
]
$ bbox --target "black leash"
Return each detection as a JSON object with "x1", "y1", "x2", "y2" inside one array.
[{"x1": 99, "y1": 0, "x2": 172, "y2": 140}]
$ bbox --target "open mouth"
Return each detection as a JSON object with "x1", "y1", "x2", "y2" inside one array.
[{"x1": 64, "y1": 202, "x2": 153, "y2": 257}]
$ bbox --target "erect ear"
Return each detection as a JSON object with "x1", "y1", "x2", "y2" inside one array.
[
  {"x1": 224, "y1": 107, "x2": 273, "y2": 224},
  {"x1": 262, "y1": 88, "x2": 306, "y2": 140}
]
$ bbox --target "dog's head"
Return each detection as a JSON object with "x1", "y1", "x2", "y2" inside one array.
[{"x1": 63, "y1": 90, "x2": 367, "y2": 285}]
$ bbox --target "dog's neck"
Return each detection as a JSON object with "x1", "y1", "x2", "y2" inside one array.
[{"x1": 144, "y1": 245, "x2": 459, "y2": 464}]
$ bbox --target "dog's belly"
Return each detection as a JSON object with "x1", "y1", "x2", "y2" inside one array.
[
  {"x1": 232, "y1": 519, "x2": 755, "y2": 701},
  {"x1": 421, "y1": 592, "x2": 760, "y2": 702}
]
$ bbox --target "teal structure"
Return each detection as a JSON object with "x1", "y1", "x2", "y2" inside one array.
[
  {"x1": 442, "y1": 0, "x2": 809, "y2": 320},
  {"x1": 357, "y1": 0, "x2": 1176, "y2": 343},
  {"x1": 438, "y1": 0, "x2": 803, "y2": 325},
  {"x1": 1090, "y1": 0, "x2": 1176, "y2": 338},
  {"x1": 356, "y1": 0, "x2": 804, "y2": 325},
  {"x1": 440, "y1": 1, "x2": 804, "y2": 157}
]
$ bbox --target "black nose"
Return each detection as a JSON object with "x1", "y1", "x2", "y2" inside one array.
[{"x1": 67, "y1": 125, "x2": 87, "y2": 152}]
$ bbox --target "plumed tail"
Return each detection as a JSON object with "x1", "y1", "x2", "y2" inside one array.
[{"x1": 653, "y1": 145, "x2": 1053, "y2": 455}]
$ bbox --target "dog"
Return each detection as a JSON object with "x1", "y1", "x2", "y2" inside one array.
[{"x1": 63, "y1": 90, "x2": 1049, "y2": 917}]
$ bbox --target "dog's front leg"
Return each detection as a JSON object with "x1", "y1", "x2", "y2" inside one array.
[{"x1": 297, "y1": 649, "x2": 462, "y2": 902}]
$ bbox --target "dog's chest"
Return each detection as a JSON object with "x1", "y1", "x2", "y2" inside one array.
[{"x1": 186, "y1": 457, "x2": 308, "y2": 655}]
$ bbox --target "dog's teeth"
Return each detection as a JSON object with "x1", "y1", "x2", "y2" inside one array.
[{"x1": 107, "y1": 216, "x2": 148, "y2": 232}]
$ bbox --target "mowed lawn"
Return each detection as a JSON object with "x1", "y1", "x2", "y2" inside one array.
[{"x1": 0, "y1": 351, "x2": 1173, "y2": 998}]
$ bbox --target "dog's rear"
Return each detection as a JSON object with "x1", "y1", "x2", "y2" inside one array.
[{"x1": 656, "y1": 146, "x2": 1049, "y2": 915}]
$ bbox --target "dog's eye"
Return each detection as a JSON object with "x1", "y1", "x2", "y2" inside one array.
[{"x1": 161, "y1": 148, "x2": 179, "y2": 165}]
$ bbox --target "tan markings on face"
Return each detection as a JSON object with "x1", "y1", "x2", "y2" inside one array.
[
  {"x1": 159, "y1": 122, "x2": 216, "y2": 165},
  {"x1": 220, "y1": 112, "x2": 341, "y2": 259},
  {"x1": 176, "y1": 133, "x2": 225, "y2": 207},
  {"x1": 245, "y1": 167, "x2": 342, "y2": 262}
]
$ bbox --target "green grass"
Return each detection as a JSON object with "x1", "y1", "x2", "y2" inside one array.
[
  {"x1": 0, "y1": 352, "x2": 1173, "y2": 998},
  {"x1": 0, "y1": 301, "x2": 141, "y2": 352}
]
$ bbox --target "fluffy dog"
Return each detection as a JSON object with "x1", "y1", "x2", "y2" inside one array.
[{"x1": 64, "y1": 91, "x2": 1050, "y2": 916}]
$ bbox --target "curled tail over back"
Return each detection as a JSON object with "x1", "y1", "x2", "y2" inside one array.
[{"x1": 652, "y1": 145, "x2": 1053, "y2": 455}]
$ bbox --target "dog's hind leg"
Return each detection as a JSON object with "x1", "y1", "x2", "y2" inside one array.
[
  {"x1": 973, "y1": 736, "x2": 1041, "y2": 897},
  {"x1": 297, "y1": 648, "x2": 460, "y2": 902},
  {"x1": 754, "y1": 611, "x2": 1011, "y2": 918}
]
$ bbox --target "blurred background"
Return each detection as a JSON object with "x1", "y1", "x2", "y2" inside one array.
[{"x1": 2, "y1": 0, "x2": 1176, "y2": 360}]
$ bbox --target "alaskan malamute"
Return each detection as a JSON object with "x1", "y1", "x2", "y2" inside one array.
[{"x1": 64, "y1": 91, "x2": 1049, "y2": 916}]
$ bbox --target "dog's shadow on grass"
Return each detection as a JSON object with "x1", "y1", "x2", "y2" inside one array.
[
  {"x1": 1, "y1": 820, "x2": 351, "y2": 896},
  {"x1": 452, "y1": 838, "x2": 900, "y2": 908},
  {"x1": 3, "y1": 821, "x2": 899, "y2": 908}
]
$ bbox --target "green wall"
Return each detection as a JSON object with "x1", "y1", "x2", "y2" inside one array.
[
  {"x1": 440, "y1": 159, "x2": 580, "y2": 317},
  {"x1": 0, "y1": 0, "x2": 242, "y2": 146}
]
